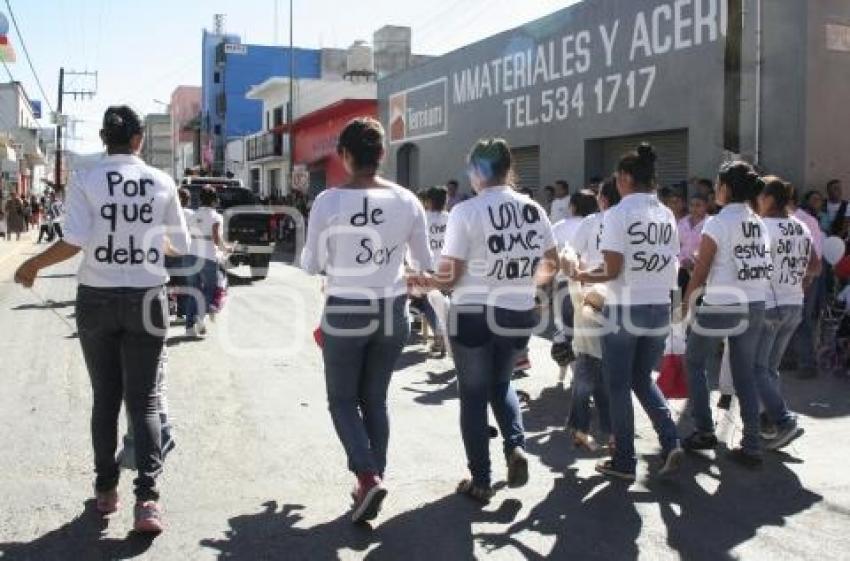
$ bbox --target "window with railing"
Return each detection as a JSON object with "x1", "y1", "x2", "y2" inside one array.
[{"x1": 246, "y1": 131, "x2": 284, "y2": 161}]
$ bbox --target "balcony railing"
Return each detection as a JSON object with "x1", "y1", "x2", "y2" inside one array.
[{"x1": 246, "y1": 130, "x2": 284, "y2": 162}]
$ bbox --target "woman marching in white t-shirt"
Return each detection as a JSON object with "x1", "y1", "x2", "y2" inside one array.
[
  {"x1": 753, "y1": 177, "x2": 818, "y2": 449},
  {"x1": 571, "y1": 144, "x2": 683, "y2": 481},
  {"x1": 682, "y1": 161, "x2": 772, "y2": 467},
  {"x1": 14, "y1": 106, "x2": 190, "y2": 532},
  {"x1": 185, "y1": 186, "x2": 228, "y2": 337},
  {"x1": 416, "y1": 138, "x2": 559, "y2": 501},
  {"x1": 300, "y1": 117, "x2": 431, "y2": 524}
]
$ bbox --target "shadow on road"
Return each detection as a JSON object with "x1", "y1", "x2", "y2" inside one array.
[
  {"x1": 0, "y1": 500, "x2": 156, "y2": 560},
  {"x1": 402, "y1": 368, "x2": 458, "y2": 405},
  {"x1": 200, "y1": 496, "x2": 522, "y2": 561},
  {"x1": 12, "y1": 299, "x2": 76, "y2": 311}
]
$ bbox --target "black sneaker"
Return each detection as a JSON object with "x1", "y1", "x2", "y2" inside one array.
[
  {"x1": 765, "y1": 422, "x2": 804, "y2": 451},
  {"x1": 759, "y1": 412, "x2": 778, "y2": 440},
  {"x1": 683, "y1": 432, "x2": 719, "y2": 451},
  {"x1": 658, "y1": 447, "x2": 685, "y2": 477},
  {"x1": 727, "y1": 447, "x2": 763, "y2": 468},
  {"x1": 595, "y1": 460, "x2": 636, "y2": 481}
]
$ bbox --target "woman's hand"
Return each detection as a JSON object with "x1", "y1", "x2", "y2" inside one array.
[{"x1": 14, "y1": 258, "x2": 40, "y2": 288}]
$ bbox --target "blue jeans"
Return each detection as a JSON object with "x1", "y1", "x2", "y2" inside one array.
[
  {"x1": 567, "y1": 353, "x2": 611, "y2": 436},
  {"x1": 792, "y1": 279, "x2": 821, "y2": 370},
  {"x1": 450, "y1": 306, "x2": 534, "y2": 488},
  {"x1": 186, "y1": 256, "x2": 218, "y2": 329},
  {"x1": 321, "y1": 296, "x2": 409, "y2": 476},
  {"x1": 601, "y1": 304, "x2": 679, "y2": 473},
  {"x1": 686, "y1": 302, "x2": 766, "y2": 453},
  {"x1": 755, "y1": 305, "x2": 802, "y2": 427}
]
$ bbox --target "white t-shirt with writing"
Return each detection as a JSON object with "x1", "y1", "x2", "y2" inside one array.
[
  {"x1": 701, "y1": 203, "x2": 771, "y2": 305},
  {"x1": 764, "y1": 216, "x2": 812, "y2": 309},
  {"x1": 599, "y1": 193, "x2": 679, "y2": 305},
  {"x1": 426, "y1": 210, "x2": 449, "y2": 269},
  {"x1": 189, "y1": 207, "x2": 224, "y2": 260},
  {"x1": 442, "y1": 186, "x2": 556, "y2": 311},
  {"x1": 572, "y1": 212, "x2": 605, "y2": 270},
  {"x1": 63, "y1": 154, "x2": 190, "y2": 288},
  {"x1": 300, "y1": 184, "x2": 431, "y2": 299}
]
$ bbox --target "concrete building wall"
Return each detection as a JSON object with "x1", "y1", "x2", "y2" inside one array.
[
  {"x1": 379, "y1": 0, "x2": 728, "y2": 194},
  {"x1": 804, "y1": 0, "x2": 850, "y2": 192}
]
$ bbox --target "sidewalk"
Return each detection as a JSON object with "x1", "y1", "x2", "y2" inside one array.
[{"x1": 0, "y1": 230, "x2": 37, "y2": 275}]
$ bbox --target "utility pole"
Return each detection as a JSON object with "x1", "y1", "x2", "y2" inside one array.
[
  {"x1": 54, "y1": 68, "x2": 97, "y2": 192},
  {"x1": 288, "y1": 0, "x2": 295, "y2": 188},
  {"x1": 54, "y1": 67, "x2": 63, "y2": 194}
]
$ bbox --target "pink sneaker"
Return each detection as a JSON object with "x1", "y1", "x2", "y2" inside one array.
[
  {"x1": 95, "y1": 488, "x2": 120, "y2": 515},
  {"x1": 350, "y1": 473, "x2": 387, "y2": 523},
  {"x1": 133, "y1": 501, "x2": 164, "y2": 533}
]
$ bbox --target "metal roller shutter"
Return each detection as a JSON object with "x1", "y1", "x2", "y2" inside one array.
[
  {"x1": 511, "y1": 145, "x2": 541, "y2": 191},
  {"x1": 600, "y1": 129, "x2": 689, "y2": 188}
]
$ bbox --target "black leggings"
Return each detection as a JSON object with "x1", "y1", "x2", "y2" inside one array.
[{"x1": 76, "y1": 285, "x2": 168, "y2": 501}]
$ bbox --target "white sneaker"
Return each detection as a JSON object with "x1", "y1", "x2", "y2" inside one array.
[
  {"x1": 197, "y1": 318, "x2": 207, "y2": 336},
  {"x1": 186, "y1": 324, "x2": 206, "y2": 338}
]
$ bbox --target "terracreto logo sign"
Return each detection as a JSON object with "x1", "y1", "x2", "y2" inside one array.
[{"x1": 389, "y1": 77, "x2": 448, "y2": 144}]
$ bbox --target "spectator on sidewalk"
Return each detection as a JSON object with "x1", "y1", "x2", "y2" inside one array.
[
  {"x1": 789, "y1": 188, "x2": 825, "y2": 378},
  {"x1": 677, "y1": 192, "x2": 709, "y2": 292},
  {"x1": 550, "y1": 180, "x2": 572, "y2": 222},
  {"x1": 4, "y1": 193, "x2": 25, "y2": 241},
  {"x1": 446, "y1": 179, "x2": 466, "y2": 211},
  {"x1": 14, "y1": 105, "x2": 190, "y2": 533},
  {"x1": 824, "y1": 179, "x2": 848, "y2": 235}
]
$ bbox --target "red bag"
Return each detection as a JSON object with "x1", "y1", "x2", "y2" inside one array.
[
  {"x1": 657, "y1": 354, "x2": 688, "y2": 399},
  {"x1": 835, "y1": 255, "x2": 850, "y2": 281},
  {"x1": 313, "y1": 326, "x2": 324, "y2": 348}
]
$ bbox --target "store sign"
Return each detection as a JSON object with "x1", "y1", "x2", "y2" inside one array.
[
  {"x1": 826, "y1": 24, "x2": 850, "y2": 52},
  {"x1": 224, "y1": 43, "x2": 247, "y2": 55},
  {"x1": 447, "y1": 0, "x2": 727, "y2": 130},
  {"x1": 31, "y1": 100, "x2": 41, "y2": 119},
  {"x1": 389, "y1": 77, "x2": 448, "y2": 144}
]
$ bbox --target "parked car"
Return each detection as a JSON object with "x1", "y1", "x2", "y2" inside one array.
[{"x1": 181, "y1": 177, "x2": 275, "y2": 280}]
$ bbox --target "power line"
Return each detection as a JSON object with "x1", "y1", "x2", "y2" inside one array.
[{"x1": 4, "y1": 0, "x2": 56, "y2": 114}]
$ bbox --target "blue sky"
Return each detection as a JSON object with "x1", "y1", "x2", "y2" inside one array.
[{"x1": 4, "y1": 0, "x2": 578, "y2": 153}]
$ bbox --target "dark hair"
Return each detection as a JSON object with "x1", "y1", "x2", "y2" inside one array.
[
  {"x1": 101, "y1": 105, "x2": 143, "y2": 149},
  {"x1": 337, "y1": 117, "x2": 385, "y2": 171},
  {"x1": 802, "y1": 189, "x2": 822, "y2": 207},
  {"x1": 827, "y1": 179, "x2": 841, "y2": 190},
  {"x1": 697, "y1": 178, "x2": 714, "y2": 191},
  {"x1": 427, "y1": 185, "x2": 448, "y2": 211},
  {"x1": 544, "y1": 185, "x2": 555, "y2": 193},
  {"x1": 690, "y1": 191, "x2": 709, "y2": 203},
  {"x1": 555, "y1": 180, "x2": 569, "y2": 192},
  {"x1": 518, "y1": 187, "x2": 534, "y2": 197},
  {"x1": 468, "y1": 138, "x2": 513, "y2": 185},
  {"x1": 570, "y1": 189, "x2": 599, "y2": 218},
  {"x1": 718, "y1": 161, "x2": 764, "y2": 205},
  {"x1": 599, "y1": 175, "x2": 621, "y2": 207},
  {"x1": 446, "y1": 179, "x2": 458, "y2": 187},
  {"x1": 617, "y1": 142, "x2": 656, "y2": 189},
  {"x1": 178, "y1": 188, "x2": 190, "y2": 207},
  {"x1": 199, "y1": 185, "x2": 218, "y2": 207},
  {"x1": 761, "y1": 176, "x2": 792, "y2": 210}
]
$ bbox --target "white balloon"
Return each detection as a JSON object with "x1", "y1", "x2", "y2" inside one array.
[{"x1": 823, "y1": 236, "x2": 846, "y2": 266}]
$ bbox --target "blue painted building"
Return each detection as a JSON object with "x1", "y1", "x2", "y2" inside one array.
[{"x1": 201, "y1": 29, "x2": 321, "y2": 173}]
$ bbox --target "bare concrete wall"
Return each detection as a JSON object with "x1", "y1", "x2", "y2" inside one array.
[{"x1": 804, "y1": 0, "x2": 850, "y2": 194}]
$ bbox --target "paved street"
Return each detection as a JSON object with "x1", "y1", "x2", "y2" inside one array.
[{"x1": 1, "y1": 242, "x2": 849, "y2": 561}]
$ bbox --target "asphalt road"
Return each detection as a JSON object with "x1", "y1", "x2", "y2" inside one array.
[{"x1": 1, "y1": 241, "x2": 849, "y2": 561}]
